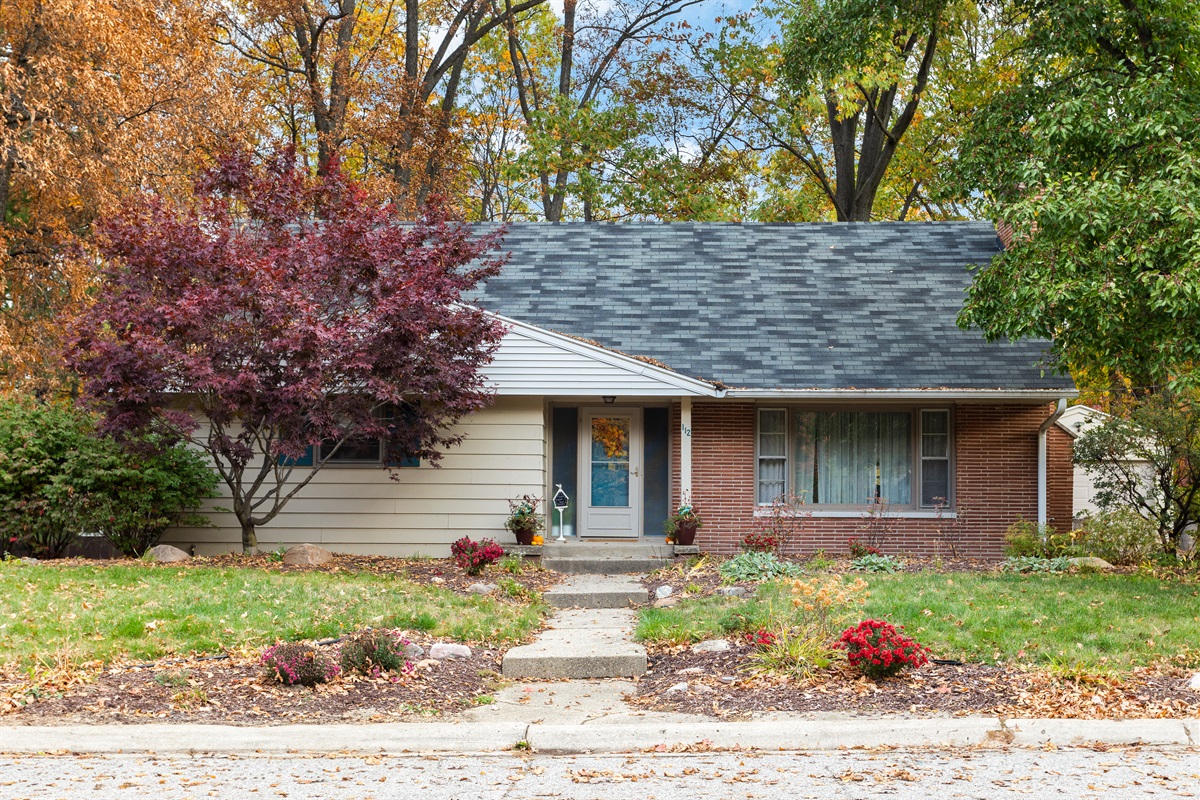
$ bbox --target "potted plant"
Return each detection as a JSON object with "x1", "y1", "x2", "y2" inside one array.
[
  {"x1": 663, "y1": 500, "x2": 702, "y2": 546},
  {"x1": 505, "y1": 494, "x2": 544, "y2": 546}
]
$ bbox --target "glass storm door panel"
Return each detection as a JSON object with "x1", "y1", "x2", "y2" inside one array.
[{"x1": 580, "y1": 409, "x2": 642, "y2": 538}]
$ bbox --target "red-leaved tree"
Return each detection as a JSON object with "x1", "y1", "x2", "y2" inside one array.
[{"x1": 67, "y1": 149, "x2": 506, "y2": 551}]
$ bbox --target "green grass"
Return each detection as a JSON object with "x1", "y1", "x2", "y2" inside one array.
[
  {"x1": 637, "y1": 572, "x2": 1200, "y2": 673},
  {"x1": 0, "y1": 562, "x2": 545, "y2": 673}
]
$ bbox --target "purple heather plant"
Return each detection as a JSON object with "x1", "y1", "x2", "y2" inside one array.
[{"x1": 261, "y1": 642, "x2": 340, "y2": 686}]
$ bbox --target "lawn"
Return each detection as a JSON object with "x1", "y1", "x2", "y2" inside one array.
[
  {"x1": 0, "y1": 562, "x2": 545, "y2": 674},
  {"x1": 638, "y1": 572, "x2": 1200, "y2": 674}
]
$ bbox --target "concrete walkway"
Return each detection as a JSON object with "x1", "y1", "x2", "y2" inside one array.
[{"x1": 501, "y1": 574, "x2": 649, "y2": 679}]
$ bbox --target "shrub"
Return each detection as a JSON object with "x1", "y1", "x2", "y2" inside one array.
[
  {"x1": 745, "y1": 493, "x2": 809, "y2": 553},
  {"x1": 745, "y1": 575, "x2": 869, "y2": 680},
  {"x1": 499, "y1": 553, "x2": 525, "y2": 574},
  {"x1": 0, "y1": 397, "x2": 217, "y2": 558},
  {"x1": 339, "y1": 629, "x2": 412, "y2": 676},
  {"x1": 1000, "y1": 555, "x2": 1072, "y2": 573},
  {"x1": 838, "y1": 619, "x2": 929, "y2": 679},
  {"x1": 718, "y1": 551, "x2": 804, "y2": 582},
  {"x1": 451, "y1": 537, "x2": 504, "y2": 575},
  {"x1": 262, "y1": 642, "x2": 340, "y2": 686},
  {"x1": 1004, "y1": 520, "x2": 1080, "y2": 558},
  {"x1": 740, "y1": 530, "x2": 781, "y2": 552},
  {"x1": 850, "y1": 553, "x2": 903, "y2": 573},
  {"x1": 855, "y1": 497, "x2": 897, "y2": 551},
  {"x1": 1077, "y1": 509, "x2": 1160, "y2": 566},
  {"x1": 847, "y1": 538, "x2": 881, "y2": 558}
]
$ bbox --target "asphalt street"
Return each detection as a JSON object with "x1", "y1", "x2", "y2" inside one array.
[{"x1": 3, "y1": 747, "x2": 1198, "y2": 800}]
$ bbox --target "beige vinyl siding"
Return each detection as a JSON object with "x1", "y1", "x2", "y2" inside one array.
[
  {"x1": 484, "y1": 324, "x2": 710, "y2": 396},
  {"x1": 165, "y1": 395, "x2": 547, "y2": 557}
]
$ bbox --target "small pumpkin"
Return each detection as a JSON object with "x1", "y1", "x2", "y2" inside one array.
[{"x1": 531, "y1": 535, "x2": 544, "y2": 546}]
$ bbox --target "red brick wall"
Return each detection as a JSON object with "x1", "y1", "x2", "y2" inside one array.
[{"x1": 681, "y1": 401, "x2": 1073, "y2": 559}]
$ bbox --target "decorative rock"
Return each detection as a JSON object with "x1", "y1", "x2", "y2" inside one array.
[
  {"x1": 652, "y1": 597, "x2": 679, "y2": 609},
  {"x1": 468, "y1": 583, "x2": 498, "y2": 595},
  {"x1": 1068, "y1": 556, "x2": 1114, "y2": 571},
  {"x1": 403, "y1": 643, "x2": 425, "y2": 660},
  {"x1": 691, "y1": 639, "x2": 731, "y2": 654},
  {"x1": 664, "y1": 682, "x2": 689, "y2": 695},
  {"x1": 692, "y1": 684, "x2": 715, "y2": 695},
  {"x1": 1188, "y1": 673, "x2": 1200, "y2": 691},
  {"x1": 655, "y1": 585, "x2": 674, "y2": 600},
  {"x1": 718, "y1": 676, "x2": 736, "y2": 684},
  {"x1": 147, "y1": 545, "x2": 190, "y2": 563},
  {"x1": 415, "y1": 659, "x2": 439, "y2": 670},
  {"x1": 431, "y1": 576, "x2": 446, "y2": 584},
  {"x1": 429, "y1": 643, "x2": 472, "y2": 660},
  {"x1": 678, "y1": 667, "x2": 704, "y2": 675},
  {"x1": 282, "y1": 543, "x2": 333, "y2": 566},
  {"x1": 18, "y1": 557, "x2": 39, "y2": 566},
  {"x1": 717, "y1": 586, "x2": 748, "y2": 597}
]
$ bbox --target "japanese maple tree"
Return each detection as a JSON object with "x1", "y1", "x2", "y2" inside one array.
[{"x1": 67, "y1": 149, "x2": 507, "y2": 551}]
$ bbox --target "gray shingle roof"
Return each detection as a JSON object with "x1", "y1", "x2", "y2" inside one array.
[{"x1": 466, "y1": 222, "x2": 1073, "y2": 391}]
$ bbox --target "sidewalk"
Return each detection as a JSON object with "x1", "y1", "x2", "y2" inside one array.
[{"x1": 3, "y1": 679, "x2": 1197, "y2": 755}]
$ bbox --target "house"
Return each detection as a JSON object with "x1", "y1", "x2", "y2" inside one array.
[
  {"x1": 167, "y1": 222, "x2": 1076, "y2": 559},
  {"x1": 1055, "y1": 404, "x2": 1153, "y2": 521}
]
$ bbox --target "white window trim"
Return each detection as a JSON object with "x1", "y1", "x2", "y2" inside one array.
[{"x1": 756, "y1": 407, "x2": 789, "y2": 504}]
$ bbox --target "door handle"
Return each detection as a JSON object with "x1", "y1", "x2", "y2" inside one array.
[{"x1": 632, "y1": 468, "x2": 640, "y2": 477}]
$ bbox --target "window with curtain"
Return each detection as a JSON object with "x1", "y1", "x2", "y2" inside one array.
[{"x1": 794, "y1": 411, "x2": 912, "y2": 505}]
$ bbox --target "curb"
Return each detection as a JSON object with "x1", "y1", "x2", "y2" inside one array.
[{"x1": 2, "y1": 718, "x2": 1196, "y2": 756}]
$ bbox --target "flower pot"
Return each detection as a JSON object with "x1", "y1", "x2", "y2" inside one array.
[
  {"x1": 513, "y1": 527, "x2": 536, "y2": 546},
  {"x1": 673, "y1": 522, "x2": 698, "y2": 546}
]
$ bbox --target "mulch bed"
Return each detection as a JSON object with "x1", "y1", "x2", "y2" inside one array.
[
  {"x1": 184, "y1": 552, "x2": 566, "y2": 595},
  {"x1": 7, "y1": 633, "x2": 506, "y2": 726},
  {"x1": 632, "y1": 640, "x2": 1200, "y2": 720}
]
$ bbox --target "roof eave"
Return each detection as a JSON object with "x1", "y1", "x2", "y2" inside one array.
[{"x1": 723, "y1": 388, "x2": 1079, "y2": 401}]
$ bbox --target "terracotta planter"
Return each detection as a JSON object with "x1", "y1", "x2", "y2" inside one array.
[
  {"x1": 513, "y1": 527, "x2": 536, "y2": 546},
  {"x1": 673, "y1": 522, "x2": 698, "y2": 546}
]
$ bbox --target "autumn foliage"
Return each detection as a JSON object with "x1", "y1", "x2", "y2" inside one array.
[{"x1": 67, "y1": 149, "x2": 507, "y2": 551}]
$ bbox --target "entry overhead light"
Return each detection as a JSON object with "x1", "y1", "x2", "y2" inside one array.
[{"x1": 602, "y1": 396, "x2": 616, "y2": 404}]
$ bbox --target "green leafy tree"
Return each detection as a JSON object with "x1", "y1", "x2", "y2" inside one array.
[
  {"x1": 1074, "y1": 392, "x2": 1200, "y2": 554},
  {"x1": 954, "y1": 0, "x2": 1200, "y2": 389}
]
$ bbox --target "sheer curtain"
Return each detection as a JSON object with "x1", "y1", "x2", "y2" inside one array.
[{"x1": 795, "y1": 412, "x2": 911, "y2": 505}]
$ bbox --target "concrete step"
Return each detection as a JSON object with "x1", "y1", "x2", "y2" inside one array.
[
  {"x1": 543, "y1": 574, "x2": 648, "y2": 609},
  {"x1": 542, "y1": 556, "x2": 669, "y2": 575},
  {"x1": 501, "y1": 609, "x2": 647, "y2": 679},
  {"x1": 505, "y1": 541, "x2": 675, "y2": 560}
]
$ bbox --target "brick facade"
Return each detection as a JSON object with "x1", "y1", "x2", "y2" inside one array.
[{"x1": 673, "y1": 401, "x2": 1073, "y2": 559}]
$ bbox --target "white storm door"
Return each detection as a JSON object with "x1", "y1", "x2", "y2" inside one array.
[{"x1": 579, "y1": 409, "x2": 642, "y2": 539}]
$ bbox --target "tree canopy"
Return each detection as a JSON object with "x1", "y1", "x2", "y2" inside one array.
[
  {"x1": 954, "y1": 0, "x2": 1200, "y2": 390},
  {"x1": 67, "y1": 150, "x2": 506, "y2": 551}
]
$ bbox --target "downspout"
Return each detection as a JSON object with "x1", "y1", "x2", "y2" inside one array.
[{"x1": 1037, "y1": 398, "x2": 1068, "y2": 528}]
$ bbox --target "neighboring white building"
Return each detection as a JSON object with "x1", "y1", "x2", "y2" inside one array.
[{"x1": 1056, "y1": 405, "x2": 1152, "y2": 520}]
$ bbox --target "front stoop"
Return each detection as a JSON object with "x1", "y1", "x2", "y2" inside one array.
[
  {"x1": 501, "y1": 608, "x2": 647, "y2": 679},
  {"x1": 511, "y1": 541, "x2": 675, "y2": 574},
  {"x1": 543, "y1": 574, "x2": 649, "y2": 609}
]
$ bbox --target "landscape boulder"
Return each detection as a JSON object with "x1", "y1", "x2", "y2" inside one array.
[
  {"x1": 691, "y1": 639, "x2": 730, "y2": 654},
  {"x1": 147, "y1": 545, "x2": 191, "y2": 563},
  {"x1": 430, "y1": 643, "x2": 472, "y2": 660},
  {"x1": 282, "y1": 543, "x2": 334, "y2": 566},
  {"x1": 1068, "y1": 556, "x2": 1114, "y2": 571}
]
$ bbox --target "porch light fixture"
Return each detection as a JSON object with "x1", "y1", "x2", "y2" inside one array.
[{"x1": 602, "y1": 395, "x2": 616, "y2": 404}]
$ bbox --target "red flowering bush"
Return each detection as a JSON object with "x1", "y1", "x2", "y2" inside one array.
[
  {"x1": 745, "y1": 629, "x2": 778, "y2": 647},
  {"x1": 261, "y1": 642, "x2": 340, "y2": 686},
  {"x1": 740, "y1": 530, "x2": 781, "y2": 552},
  {"x1": 837, "y1": 619, "x2": 929, "y2": 679},
  {"x1": 451, "y1": 536, "x2": 505, "y2": 575},
  {"x1": 847, "y1": 538, "x2": 881, "y2": 558}
]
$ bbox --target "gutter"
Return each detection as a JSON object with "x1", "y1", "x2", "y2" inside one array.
[
  {"x1": 1037, "y1": 398, "x2": 1069, "y2": 528},
  {"x1": 723, "y1": 389, "x2": 1079, "y2": 401}
]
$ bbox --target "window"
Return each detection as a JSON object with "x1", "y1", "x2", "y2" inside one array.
[
  {"x1": 757, "y1": 409, "x2": 788, "y2": 503},
  {"x1": 755, "y1": 408, "x2": 952, "y2": 509},
  {"x1": 279, "y1": 404, "x2": 420, "y2": 468},
  {"x1": 919, "y1": 410, "x2": 950, "y2": 507}
]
